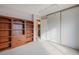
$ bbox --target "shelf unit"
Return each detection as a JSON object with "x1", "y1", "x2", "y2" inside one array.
[
  {"x1": 12, "y1": 20, "x2": 25, "y2": 35},
  {"x1": 0, "y1": 16, "x2": 34, "y2": 50},
  {"x1": 26, "y1": 21, "x2": 33, "y2": 42},
  {"x1": 0, "y1": 17, "x2": 11, "y2": 50}
]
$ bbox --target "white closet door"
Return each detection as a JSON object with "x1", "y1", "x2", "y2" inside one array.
[
  {"x1": 47, "y1": 12, "x2": 60, "y2": 43},
  {"x1": 61, "y1": 6, "x2": 79, "y2": 49}
]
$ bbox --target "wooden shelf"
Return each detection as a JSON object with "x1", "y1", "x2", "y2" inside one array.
[
  {"x1": 26, "y1": 20, "x2": 33, "y2": 42},
  {"x1": 0, "y1": 29, "x2": 24, "y2": 31},
  {"x1": 26, "y1": 28, "x2": 33, "y2": 30},
  {"x1": 0, "y1": 21, "x2": 11, "y2": 24},
  {"x1": 26, "y1": 33, "x2": 33, "y2": 34},
  {"x1": 0, "y1": 41, "x2": 11, "y2": 44},
  {"x1": 13, "y1": 23, "x2": 24, "y2": 25},
  {"x1": 0, "y1": 29, "x2": 11, "y2": 31},
  {"x1": 26, "y1": 24, "x2": 33, "y2": 26},
  {"x1": 26, "y1": 37, "x2": 33, "y2": 38},
  {"x1": 0, "y1": 36, "x2": 11, "y2": 37},
  {"x1": 0, "y1": 15, "x2": 34, "y2": 50},
  {"x1": 12, "y1": 29, "x2": 24, "y2": 30}
]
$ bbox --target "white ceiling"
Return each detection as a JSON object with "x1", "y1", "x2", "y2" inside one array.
[
  {"x1": 0, "y1": 4, "x2": 51, "y2": 15},
  {"x1": 0, "y1": 4, "x2": 77, "y2": 16},
  {"x1": 39, "y1": 4, "x2": 76, "y2": 16}
]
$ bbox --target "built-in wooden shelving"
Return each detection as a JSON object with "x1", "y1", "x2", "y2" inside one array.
[{"x1": 0, "y1": 16, "x2": 34, "y2": 50}]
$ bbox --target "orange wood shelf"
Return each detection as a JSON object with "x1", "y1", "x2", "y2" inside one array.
[{"x1": 0, "y1": 15, "x2": 34, "y2": 50}]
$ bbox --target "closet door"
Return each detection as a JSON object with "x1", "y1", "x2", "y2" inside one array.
[
  {"x1": 61, "y1": 6, "x2": 79, "y2": 49},
  {"x1": 47, "y1": 12, "x2": 60, "y2": 43}
]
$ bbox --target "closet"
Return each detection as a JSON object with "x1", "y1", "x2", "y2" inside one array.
[
  {"x1": 61, "y1": 6, "x2": 79, "y2": 49},
  {"x1": 0, "y1": 16, "x2": 33, "y2": 50},
  {"x1": 47, "y1": 12, "x2": 60, "y2": 43},
  {"x1": 45, "y1": 5, "x2": 79, "y2": 50}
]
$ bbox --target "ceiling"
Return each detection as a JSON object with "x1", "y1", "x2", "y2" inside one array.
[
  {"x1": 0, "y1": 4, "x2": 76, "y2": 17},
  {"x1": 0, "y1": 4, "x2": 52, "y2": 15}
]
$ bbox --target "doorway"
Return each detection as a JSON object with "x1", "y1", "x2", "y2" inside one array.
[{"x1": 37, "y1": 20, "x2": 40, "y2": 38}]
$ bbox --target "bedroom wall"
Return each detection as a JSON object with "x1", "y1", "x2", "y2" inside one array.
[
  {"x1": 33, "y1": 15, "x2": 39, "y2": 41},
  {"x1": 41, "y1": 17, "x2": 47, "y2": 40},
  {"x1": 41, "y1": 5, "x2": 79, "y2": 50}
]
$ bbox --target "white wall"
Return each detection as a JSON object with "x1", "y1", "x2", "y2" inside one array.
[
  {"x1": 41, "y1": 17, "x2": 47, "y2": 40},
  {"x1": 33, "y1": 15, "x2": 38, "y2": 41}
]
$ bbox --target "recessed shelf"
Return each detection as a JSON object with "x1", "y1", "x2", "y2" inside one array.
[
  {"x1": 0, "y1": 29, "x2": 25, "y2": 31},
  {"x1": 13, "y1": 23, "x2": 24, "y2": 25},
  {"x1": 26, "y1": 24, "x2": 33, "y2": 26},
  {"x1": 0, "y1": 41, "x2": 10, "y2": 45},
  {"x1": 0, "y1": 29, "x2": 11, "y2": 31},
  {"x1": 0, "y1": 36, "x2": 11, "y2": 37},
  {"x1": 0, "y1": 41, "x2": 11, "y2": 44},
  {"x1": 26, "y1": 36, "x2": 33, "y2": 38},
  {"x1": 0, "y1": 21, "x2": 11, "y2": 24},
  {"x1": 12, "y1": 29, "x2": 24, "y2": 30}
]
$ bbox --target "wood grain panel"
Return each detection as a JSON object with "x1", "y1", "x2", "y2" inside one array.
[
  {"x1": 0, "y1": 42, "x2": 10, "y2": 50},
  {"x1": 0, "y1": 23, "x2": 10, "y2": 29},
  {"x1": 0, "y1": 31, "x2": 10, "y2": 36},
  {"x1": 0, "y1": 37, "x2": 10, "y2": 43},
  {"x1": 26, "y1": 38, "x2": 33, "y2": 42},
  {"x1": 11, "y1": 35, "x2": 26, "y2": 48},
  {"x1": 0, "y1": 17, "x2": 10, "y2": 22}
]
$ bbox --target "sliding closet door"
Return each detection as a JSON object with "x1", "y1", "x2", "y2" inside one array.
[
  {"x1": 61, "y1": 6, "x2": 79, "y2": 49},
  {"x1": 47, "y1": 12, "x2": 60, "y2": 43}
]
